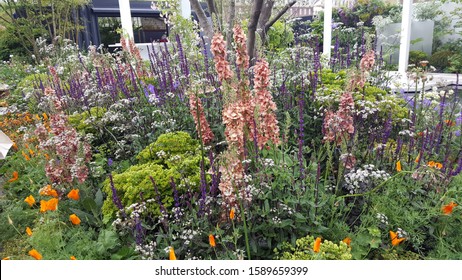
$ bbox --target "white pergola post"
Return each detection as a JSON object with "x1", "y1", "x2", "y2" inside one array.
[
  {"x1": 323, "y1": 0, "x2": 333, "y2": 61},
  {"x1": 398, "y1": 0, "x2": 413, "y2": 75},
  {"x1": 180, "y1": 0, "x2": 191, "y2": 19},
  {"x1": 118, "y1": 0, "x2": 134, "y2": 40}
]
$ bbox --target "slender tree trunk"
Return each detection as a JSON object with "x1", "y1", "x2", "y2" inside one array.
[
  {"x1": 190, "y1": 0, "x2": 214, "y2": 44},
  {"x1": 257, "y1": 0, "x2": 274, "y2": 49},
  {"x1": 247, "y1": 0, "x2": 264, "y2": 64},
  {"x1": 226, "y1": 0, "x2": 236, "y2": 50}
]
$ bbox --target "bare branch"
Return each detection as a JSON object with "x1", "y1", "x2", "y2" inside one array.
[{"x1": 264, "y1": 0, "x2": 297, "y2": 33}]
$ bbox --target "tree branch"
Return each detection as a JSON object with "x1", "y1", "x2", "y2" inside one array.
[
  {"x1": 190, "y1": 0, "x2": 214, "y2": 44},
  {"x1": 264, "y1": 0, "x2": 297, "y2": 33}
]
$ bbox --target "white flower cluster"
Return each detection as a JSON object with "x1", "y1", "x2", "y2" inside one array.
[
  {"x1": 135, "y1": 241, "x2": 156, "y2": 260},
  {"x1": 397, "y1": 227, "x2": 408, "y2": 239},
  {"x1": 262, "y1": 158, "x2": 275, "y2": 167},
  {"x1": 376, "y1": 212, "x2": 389, "y2": 225},
  {"x1": 344, "y1": 164, "x2": 391, "y2": 194}
]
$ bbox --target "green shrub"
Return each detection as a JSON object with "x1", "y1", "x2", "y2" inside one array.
[
  {"x1": 408, "y1": 50, "x2": 428, "y2": 65},
  {"x1": 102, "y1": 131, "x2": 208, "y2": 224},
  {"x1": 429, "y1": 50, "x2": 453, "y2": 71},
  {"x1": 68, "y1": 107, "x2": 107, "y2": 135},
  {"x1": 275, "y1": 235, "x2": 352, "y2": 260}
]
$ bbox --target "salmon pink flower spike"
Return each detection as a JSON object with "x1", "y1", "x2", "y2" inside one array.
[
  {"x1": 211, "y1": 33, "x2": 233, "y2": 83},
  {"x1": 189, "y1": 94, "x2": 215, "y2": 145},
  {"x1": 233, "y1": 24, "x2": 249, "y2": 70},
  {"x1": 253, "y1": 59, "x2": 280, "y2": 149}
]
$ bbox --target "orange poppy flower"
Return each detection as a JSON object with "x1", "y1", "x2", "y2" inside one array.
[
  {"x1": 29, "y1": 149, "x2": 34, "y2": 157},
  {"x1": 427, "y1": 161, "x2": 435, "y2": 168},
  {"x1": 209, "y1": 234, "x2": 216, "y2": 247},
  {"x1": 40, "y1": 198, "x2": 59, "y2": 213},
  {"x1": 44, "y1": 153, "x2": 50, "y2": 160},
  {"x1": 434, "y1": 162, "x2": 443, "y2": 169},
  {"x1": 42, "y1": 113, "x2": 48, "y2": 121},
  {"x1": 415, "y1": 153, "x2": 420, "y2": 163},
  {"x1": 67, "y1": 189, "x2": 80, "y2": 200},
  {"x1": 70, "y1": 256, "x2": 77, "y2": 260},
  {"x1": 8, "y1": 171, "x2": 18, "y2": 182},
  {"x1": 24, "y1": 195, "x2": 35, "y2": 207},
  {"x1": 342, "y1": 237, "x2": 351, "y2": 247},
  {"x1": 389, "y1": 231, "x2": 405, "y2": 246},
  {"x1": 229, "y1": 207, "x2": 235, "y2": 220},
  {"x1": 444, "y1": 120, "x2": 456, "y2": 126},
  {"x1": 39, "y1": 185, "x2": 58, "y2": 198},
  {"x1": 69, "y1": 214, "x2": 81, "y2": 225},
  {"x1": 313, "y1": 237, "x2": 322, "y2": 252},
  {"x1": 35, "y1": 114, "x2": 41, "y2": 121},
  {"x1": 169, "y1": 246, "x2": 177, "y2": 260},
  {"x1": 2, "y1": 257, "x2": 10, "y2": 260},
  {"x1": 396, "y1": 160, "x2": 402, "y2": 172},
  {"x1": 28, "y1": 249, "x2": 42, "y2": 260},
  {"x1": 22, "y1": 151, "x2": 30, "y2": 161},
  {"x1": 442, "y1": 202, "x2": 458, "y2": 215},
  {"x1": 12, "y1": 142, "x2": 18, "y2": 150},
  {"x1": 26, "y1": 227, "x2": 32, "y2": 236}
]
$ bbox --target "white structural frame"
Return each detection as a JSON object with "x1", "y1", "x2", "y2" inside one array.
[
  {"x1": 118, "y1": 0, "x2": 134, "y2": 40},
  {"x1": 323, "y1": 0, "x2": 333, "y2": 60},
  {"x1": 398, "y1": 0, "x2": 413, "y2": 75},
  {"x1": 322, "y1": 0, "x2": 414, "y2": 73}
]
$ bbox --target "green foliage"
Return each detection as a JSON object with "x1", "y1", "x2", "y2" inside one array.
[
  {"x1": 429, "y1": 50, "x2": 453, "y2": 71},
  {"x1": 275, "y1": 235, "x2": 352, "y2": 260},
  {"x1": 408, "y1": 50, "x2": 428, "y2": 65},
  {"x1": 102, "y1": 131, "x2": 207, "y2": 224},
  {"x1": 68, "y1": 107, "x2": 107, "y2": 135},
  {"x1": 136, "y1": 131, "x2": 200, "y2": 164},
  {"x1": 267, "y1": 21, "x2": 294, "y2": 52}
]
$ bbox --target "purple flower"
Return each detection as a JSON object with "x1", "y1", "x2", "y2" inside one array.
[
  {"x1": 108, "y1": 158, "x2": 113, "y2": 167},
  {"x1": 455, "y1": 130, "x2": 461, "y2": 137}
]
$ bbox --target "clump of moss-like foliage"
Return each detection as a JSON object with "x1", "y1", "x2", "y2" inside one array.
[
  {"x1": 274, "y1": 235, "x2": 352, "y2": 260},
  {"x1": 102, "y1": 131, "x2": 209, "y2": 223}
]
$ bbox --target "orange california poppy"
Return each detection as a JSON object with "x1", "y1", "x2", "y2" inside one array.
[
  {"x1": 444, "y1": 120, "x2": 456, "y2": 126},
  {"x1": 12, "y1": 142, "x2": 17, "y2": 150},
  {"x1": 8, "y1": 171, "x2": 18, "y2": 183},
  {"x1": 209, "y1": 234, "x2": 216, "y2": 247},
  {"x1": 169, "y1": 246, "x2": 177, "y2": 260},
  {"x1": 442, "y1": 202, "x2": 458, "y2": 215},
  {"x1": 342, "y1": 237, "x2": 351, "y2": 247},
  {"x1": 46, "y1": 198, "x2": 58, "y2": 211},
  {"x1": 313, "y1": 237, "x2": 322, "y2": 253},
  {"x1": 2, "y1": 257, "x2": 10, "y2": 260},
  {"x1": 26, "y1": 227, "x2": 32, "y2": 236},
  {"x1": 70, "y1": 256, "x2": 76, "y2": 260},
  {"x1": 434, "y1": 162, "x2": 443, "y2": 170},
  {"x1": 44, "y1": 153, "x2": 50, "y2": 160},
  {"x1": 69, "y1": 214, "x2": 81, "y2": 225},
  {"x1": 40, "y1": 198, "x2": 59, "y2": 213},
  {"x1": 42, "y1": 113, "x2": 48, "y2": 121},
  {"x1": 396, "y1": 160, "x2": 402, "y2": 172},
  {"x1": 39, "y1": 185, "x2": 58, "y2": 198},
  {"x1": 67, "y1": 189, "x2": 80, "y2": 201},
  {"x1": 22, "y1": 151, "x2": 30, "y2": 161},
  {"x1": 35, "y1": 114, "x2": 41, "y2": 121},
  {"x1": 24, "y1": 195, "x2": 35, "y2": 207},
  {"x1": 427, "y1": 161, "x2": 436, "y2": 168},
  {"x1": 28, "y1": 249, "x2": 42, "y2": 260},
  {"x1": 415, "y1": 153, "x2": 420, "y2": 163},
  {"x1": 29, "y1": 149, "x2": 35, "y2": 157},
  {"x1": 389, "y1": 231, "x2": 405, "y2": 246},
  {"x1": 229, "y1": 207, "x2": 235, "y2": 220}
]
